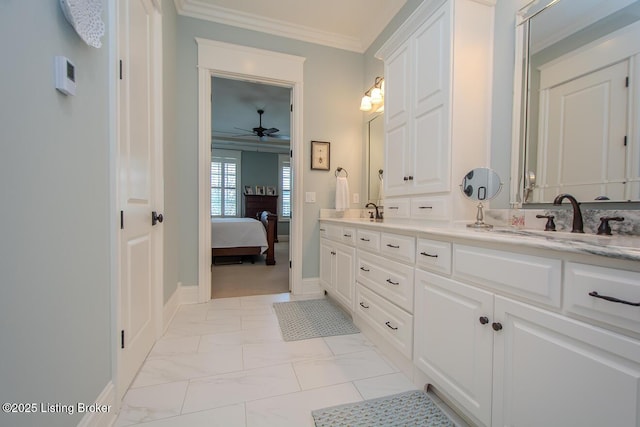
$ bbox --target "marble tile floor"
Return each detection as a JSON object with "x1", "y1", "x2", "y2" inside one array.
[{"x1": 115, "y1": 293, "x2": 419, "y2": 427}]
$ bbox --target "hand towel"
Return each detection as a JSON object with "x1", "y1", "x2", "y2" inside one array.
[{"x1": 335, "y1": 176, "x2": 350, "y2": 212}]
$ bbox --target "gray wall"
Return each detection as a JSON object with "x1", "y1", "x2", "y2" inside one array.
[
  {"x1": 175, "y1": 17, "x2": 364, "y2": 283},
  {"x1": 0, "y1": 2, "x2": 111, "y2": 426}
]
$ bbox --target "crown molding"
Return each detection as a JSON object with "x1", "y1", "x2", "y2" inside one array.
[{"x1": 174, "y1": 0, "x2": 366, "y2": 52}]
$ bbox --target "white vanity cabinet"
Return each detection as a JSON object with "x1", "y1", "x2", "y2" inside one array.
[
  {"x1": 414, "y1": 270, "x2": 494, "y2": 426},
  {"x1": 492, "y1": 295, "x2": 640, "y2": 427},
  {"x1": 319, "y1": 219, "x2": 640, "y2": 427},
  {"x1": 319, "y1": 224, "x2": 356, "y2": 311},
  {"x1": 415, "y1": 244, "x2": 640, "y2": 427},
  {"x1": 353, "y1": 227, "x2": 416, "y2": 359},
  {"x1": 377, "y1": 0, "x2": 495, "y2": 224}
]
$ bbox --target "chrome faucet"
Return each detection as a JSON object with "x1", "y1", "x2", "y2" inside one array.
[
  {"x1": 365, "y1": 202, "x2": 383, "y2": 221},
  {"x1": 552, "y1": 194, "x2": 584, "y2": 233}
]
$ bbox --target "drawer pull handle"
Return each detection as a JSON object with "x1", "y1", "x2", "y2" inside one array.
[
  {"x1": 360, "y1": 237, "x2": 370, "y2": 242},
  {"x1": 386, "y1": 244, "x2": 400, "y2": 249},
  {"x1": 344, "y1": 234, "x2": 352, "y2": 237},
  {"x1": 479, "y1": 316, "x2": 489, "y2": 325},
  {"x1": 388, "y1": 206, "x2": 399, "y2": 210},
  {"x1": 359, "y1": 302, "x2": 370, "y2": 309},
  {"x1": 420, "y1": 252, "x2": 438, "y2": 258},
  {"x1": 385, "y1": 321, "x2": 398, "y2": 330},
  {"x1": 492, "y1": 322, "x2": 503, "y2": 331},
  {"x1": 360, "y1": 266, "x2": 370, "y2": 272},
  {"x1": 386, "y1": 279, "x2": 400, "y2": 286},
  {"x1": 418, "y1": 206, "x2": 433, "y2": 209},
  {"x1": 320, "y1": 228, "x2": 326, "y2": 232},
  {"x1": 588, "y1": 291, "x2": 640, "y2": 307}
]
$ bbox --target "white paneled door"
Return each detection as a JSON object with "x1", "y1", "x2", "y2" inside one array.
[{"x1": 117, "y1": 0, "x2": 162, "y2": 399}]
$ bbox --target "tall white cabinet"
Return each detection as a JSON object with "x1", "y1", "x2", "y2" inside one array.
[{"x1": 377, "y1": 0, "x2": 495, "y2": 224}]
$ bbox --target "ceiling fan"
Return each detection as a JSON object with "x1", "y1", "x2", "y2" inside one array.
[{"x1": 235, "y1": 109, "x2": 285, "y2": 139}]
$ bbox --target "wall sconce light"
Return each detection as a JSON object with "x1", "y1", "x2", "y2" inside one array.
[{"x1": 359, "y1": 76, "x2": 384, "y2": 112}]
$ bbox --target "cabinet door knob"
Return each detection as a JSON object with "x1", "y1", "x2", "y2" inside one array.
[
  {"x1": 403, "y1": 176, "x2": 409, "y2": 181},
  {"x1": 479, "y1": 316, "x2": 489, "y2": 325},
  {"x1": 492, "y1": 322, "x2": 503, "y2": 331}
]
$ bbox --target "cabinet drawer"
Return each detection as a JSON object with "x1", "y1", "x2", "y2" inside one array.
[
  {"x1": 357, "y1": 229, "x2": 380, "y2": 252},
  {"x1": 453, "y1": 244, "x2": 561, "y2": 308},
  {"x1": 319, "y1": 223, "x2": 339, "y2": 240},
  {"x1": 383, "y1": 198, "x2": 410, "y2": 219},
  {"x1": 340, "y1": 227, "x2": 356, "y2": 245},
  {"x1": 319, "y1": 223, "x2": 355, "y2": 245},
  {"x1": 565, "y1": 262, "x2": 640, "y2": 335},
  {"x1": 355, "y1": 284, "x2": 413, "y2": 358},
  {"x1": 357, "y1": 251, "x2": 414, "y2": 313},
  {"x1": 410, "y1": 197, "x2": 449, "y2": 220},
  {"x1": 381, "y1": 232, "x2": 415, "y2": 264},
  {"x1": 416, "y1": 238, "x2": 452, "y2": 275}
]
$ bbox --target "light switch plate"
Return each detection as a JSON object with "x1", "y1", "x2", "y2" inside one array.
[{"x1": 305, "y1": 192, "x2": 316, "y2": 203}]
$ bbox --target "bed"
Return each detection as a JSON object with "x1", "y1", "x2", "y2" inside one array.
[{"x1": 211, "y1": 211, "x2": 277, "y2": 265}]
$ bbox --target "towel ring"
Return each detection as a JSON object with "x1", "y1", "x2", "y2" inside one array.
[{"x1": 335, "y1": 167, "x2": 349, "y2": 177}]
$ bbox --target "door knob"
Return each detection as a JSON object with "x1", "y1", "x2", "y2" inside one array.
[{"x1": 152, "y1": 211, "x2": 164, "y2": 226}]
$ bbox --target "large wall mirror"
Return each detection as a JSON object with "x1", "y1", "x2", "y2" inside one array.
[
  {"x1": 367, "y1": 114, "x2": 384, "y2": 204},
  {"x1": 512, "y1": 0, "x2": 640, "y2": 205}
]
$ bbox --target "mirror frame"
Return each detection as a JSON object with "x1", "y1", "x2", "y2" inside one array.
[{"x1": 510, "y1": 0, "x2": 640, "y2": 208}]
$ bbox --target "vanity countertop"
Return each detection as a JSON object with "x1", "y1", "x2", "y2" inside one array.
[{"x1": 319, "y1": 218, "x2": 640, "y2": 262}]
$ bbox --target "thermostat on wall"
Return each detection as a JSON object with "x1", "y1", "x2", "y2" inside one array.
[{"x1": 55, "y1": 56, "x2": 76, "y2": 96}]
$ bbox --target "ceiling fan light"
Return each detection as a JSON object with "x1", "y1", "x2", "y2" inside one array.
[
  {"x1": 370, "y1": 87, "x2": 383, "y2": 104},
  {"x1": 360, "y1": 95, "x2": 372, "y2": 111}
]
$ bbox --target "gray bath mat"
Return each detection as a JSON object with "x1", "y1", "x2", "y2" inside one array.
[
  {"x1": 312, "y1": 390, "x2": 456, "y2": 427},
  {"x1": 273, "y1": 298, "x2": 359, "y2": 341}
]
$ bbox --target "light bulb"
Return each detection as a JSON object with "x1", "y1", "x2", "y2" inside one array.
[
  {"x1": 360, "y1": 95, "x2": 372, "y2": 111},
  {"x1": 370, "y1": 87, "x2": 382, "y2": 104}
]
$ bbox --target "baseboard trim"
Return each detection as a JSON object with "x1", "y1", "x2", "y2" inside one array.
[
  {"x1": 77, "y1": 381, "x2": 116, "y2": 427},
  {"x1": 301, "y1": 277, "x2": 323, "y2": 295},
  {"x1": 163, "y1": 285, "x2": 181, "y2": 332},
  {"x1": 180, "y1": 283, "x2": 199, "y2": 304}
]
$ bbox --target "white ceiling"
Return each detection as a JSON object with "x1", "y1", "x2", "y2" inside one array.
[{"x1": 174, "y1": 0, "x2": 407, "y2": 53}]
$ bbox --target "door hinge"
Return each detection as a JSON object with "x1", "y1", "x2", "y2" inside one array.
[
  {"x1": 119, "y1": 60, "x2": 123, "y2": 80},
  {"x1": 120, "y1": 210, "x2": 124, "y2": 229},
  {"x1": 625, "y1": 76, "x2": 629, "y2": 87},
  {"x1": 290, "y1": 104, "x2": 293, "y2": 112},
  {"x1": 624, "y1": 135, "x2": 628, "y2": 146},
  {"x1": 290, "y1": 149, "x2": 293, "y2": 158},
  {"x1": 289, "y1": 260, "x2": 292, "y2": 268},
  {"x1": 121, "y1": 330, "x2": 125, "y2": 349}
]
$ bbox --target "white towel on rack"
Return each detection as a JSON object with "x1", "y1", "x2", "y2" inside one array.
[{"x1": 335, "y1": 176, "x2": 350, "y2": 212}]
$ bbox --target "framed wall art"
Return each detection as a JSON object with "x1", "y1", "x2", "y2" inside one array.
[{"x1": 311, "y1": 140, "x2": 330, "y2": 170}]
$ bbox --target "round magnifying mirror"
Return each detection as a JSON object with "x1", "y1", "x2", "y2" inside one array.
[{"x1": 460, "y1": 168, "x2": 502, "y2": 228}]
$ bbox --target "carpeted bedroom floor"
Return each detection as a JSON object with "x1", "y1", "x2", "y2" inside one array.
[{"x1": 211, "y1": 241, "x2": 290, "y2": 299}]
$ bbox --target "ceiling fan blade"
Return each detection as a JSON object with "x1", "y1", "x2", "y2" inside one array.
[{"x1": 264, "y1": 127, "x2": 279, "y2": 135}]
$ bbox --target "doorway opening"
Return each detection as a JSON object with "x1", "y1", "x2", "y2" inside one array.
[{"x1": 210, "y1": 77, "x2": 292, "y2": 298}]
